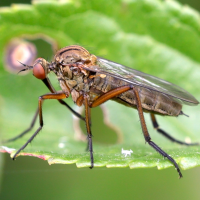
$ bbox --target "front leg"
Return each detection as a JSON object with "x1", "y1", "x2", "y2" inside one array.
[{"x1": 12, "y1": 92, "x2": 67, "y2": 160}]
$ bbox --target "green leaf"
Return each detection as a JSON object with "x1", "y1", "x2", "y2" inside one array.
[{"x1": 1, "y1": 0, "x2": 200, "y2": 176}]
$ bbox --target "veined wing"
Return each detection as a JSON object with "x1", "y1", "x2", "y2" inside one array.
[{"x1": 85, "y1": 57, "x2": 199, "y2": 106}]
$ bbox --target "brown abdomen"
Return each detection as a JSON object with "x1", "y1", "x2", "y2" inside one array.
[{"x1": 92, "y1": 73, "x2": 182, "y2": 116}]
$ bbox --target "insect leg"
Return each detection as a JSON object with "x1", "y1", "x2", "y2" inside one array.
[
  {"x1": 150, "y1": 113, "x2": 199, "y2": 146},
  {"x1": 90, "y1": 85, "x2": 183, "y2": 177},
  {"x1": 42, "y1": 78, "x2": 85, "y2": 121},
  {"x1": 85, "y1": 106, "x2": 91, "y2": 152},
  {"x1": 12, "y1": 92, "x2": 67, "y2": 160},
  {"x1": 133, "y1": 88, "x2": 182, "y2": 178},
  {"x1": 91, "y1": 85, "x2": 131, "y2": 108},
  {"x1": 84, "y1": 95, "x2": 94, "y2": 168},
  {"x1": 3, "y1": 108, "x2": 39, "y2": 143},
  {"x1": 89, "y1": 85, "x2": 132, "y2": 155},
  {"x1": 4, "y1": 78, "x2": 84, "y2": 143}
]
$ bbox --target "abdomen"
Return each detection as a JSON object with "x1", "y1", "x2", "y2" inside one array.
[{"x1": 92, "y1": 73, "x2": 182, "y2": 116}]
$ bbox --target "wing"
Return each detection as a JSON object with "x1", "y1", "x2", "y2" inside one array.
[{"x1": 84, "y1": 57, "x2": 199, "y2": 106}]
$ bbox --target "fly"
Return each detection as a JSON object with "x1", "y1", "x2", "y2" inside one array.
[{"x1": 6, "y1": 45, "x2": 199, "y2": 178}]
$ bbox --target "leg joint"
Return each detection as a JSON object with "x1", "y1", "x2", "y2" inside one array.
[{"x1": 145, "y1": 136, "x2": 151, "y2": 142}]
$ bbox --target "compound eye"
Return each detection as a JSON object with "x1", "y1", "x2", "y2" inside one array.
[{"x1": 33, "y1": 59, "x2": 46, "y2": 80}]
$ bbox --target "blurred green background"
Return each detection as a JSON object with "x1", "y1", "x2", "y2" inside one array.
[{"x1": 1, "y1": 0, "x2": 200, "y2": 200}]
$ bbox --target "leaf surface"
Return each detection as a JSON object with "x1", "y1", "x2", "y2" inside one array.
[{"x1": 1, "y1": 0, "x2": 200, "y2": 174}]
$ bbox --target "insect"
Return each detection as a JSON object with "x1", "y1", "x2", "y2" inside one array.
[{"x1": 6, "y1": 45, "x2": 199, "y2": 178}]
